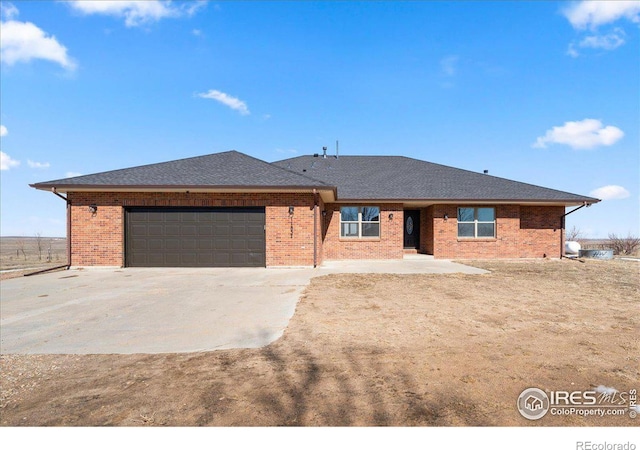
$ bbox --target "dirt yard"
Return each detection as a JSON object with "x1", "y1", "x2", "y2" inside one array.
[
  {"x1": 0, "y1": 237, "x2": 67, "y2": 279},
  {"x1": 1, "y1": 259, "x2": 638, "y2": 426}
]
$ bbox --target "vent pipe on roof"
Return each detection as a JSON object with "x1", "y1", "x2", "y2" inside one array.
[
  {"x1": 322, "y1": 147, "x2": 327, "y2": 158},
  {"x1": 483, "y1": 169, "x2": 489, "y2": 174},
  {"x1": 336, "y1": 140, "x2": 339, "y2": 159}
]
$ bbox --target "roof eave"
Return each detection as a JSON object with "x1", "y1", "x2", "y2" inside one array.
[
  {"x1": 331, "y1": 198, "x2": 600, "y2": 206},
  {"x1": 30, "y1": 184, "x2": 338, "y2": 202}
]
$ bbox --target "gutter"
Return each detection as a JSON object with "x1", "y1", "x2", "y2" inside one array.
[
  {"x1": 560, "y1": 202, "x2": 591, "y2": 258},
  {"x1": 49, "y1": 188, "x2": 72, "y2": 271},
  {"x1": 313, "y1": 189, "x2": 318, "y2": 268}
]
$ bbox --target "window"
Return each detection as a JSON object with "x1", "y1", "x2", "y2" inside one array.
[
  {"x1": 457, "y1": 207, "x2": 495, "y2": 238},
  {"x1": 340, "y1": 206, "x2": 380, "y2": 238}
]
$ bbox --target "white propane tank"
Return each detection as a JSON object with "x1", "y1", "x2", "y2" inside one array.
[{"x1": 565, "y1": 241, "x2": 581, "y2": 255}]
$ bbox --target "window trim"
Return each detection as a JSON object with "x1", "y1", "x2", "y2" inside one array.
[
  {"x1": 340, "y1": 206, "x2": 381, "y2": 239},
  {"x1": 457, "y1": 207, "x2": 496, "y2": 239}
]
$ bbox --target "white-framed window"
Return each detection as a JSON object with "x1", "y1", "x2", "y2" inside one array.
[
  {"x1": 340, "y1": 206, "x2": 380, "y2": 238},
  {"x1": 457, "y1": 207, "x2": 495, "y2": 238}
]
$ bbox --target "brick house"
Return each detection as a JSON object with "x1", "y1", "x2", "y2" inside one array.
[{"x1": 31, "y1": 150, "x2": 599, "y2": 267}]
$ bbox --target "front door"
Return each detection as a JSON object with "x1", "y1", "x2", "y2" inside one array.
[{"x1": 404, "y1": 210, "x2": 420, "y2": 249}]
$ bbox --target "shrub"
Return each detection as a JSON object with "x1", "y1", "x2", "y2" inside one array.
[{"x1": 607, "y1": 233, "x2": 640, "y2": 255}]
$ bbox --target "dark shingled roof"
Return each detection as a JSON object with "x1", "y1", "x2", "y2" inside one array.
[
  {"x1": 272, "y1": 155, "x2": 599, "y2": 204},
  {"x1": 31, "y1": 150, "x2": 598, "y2": 204},
  {"x1": 31, "y1": 151, "x2": 331, "y2": 190}
]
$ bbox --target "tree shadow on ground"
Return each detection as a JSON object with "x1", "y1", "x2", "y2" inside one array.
[{"x1": 193, "y1": 335, "x2": 494, "y2": 426}]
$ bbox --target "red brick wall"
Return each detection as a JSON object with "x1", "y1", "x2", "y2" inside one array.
[
  {"x1": 421, "y1": 206, "x2": 434, "y2": 254},
  {"x1": 67, "y1": 192, "x2": 320, "y2": 267},
  {"x1": 322, "y1": 203, "x2": 404, "y2": 260},
  {"x1": 66, "y1": 192, "x2": 565, "y2": 266},
  {"x1": 519, "y1": 206, "x2": 564, "y2": 258},
  {"x1": 429, "y1": 204, "x2": 563, "y2": 259}
]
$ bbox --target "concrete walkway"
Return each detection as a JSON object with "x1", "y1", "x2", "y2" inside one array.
[
  {"x1": 318, "y1": 254, "x2": 488, "y2": 274},
  {"x1": 0, "y1": 257, "x2": 486, "y2": 354}
]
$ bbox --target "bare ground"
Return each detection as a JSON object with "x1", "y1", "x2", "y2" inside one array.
[
  {"x1": 1, "y1": 259, "x2": 638, "y2": 426},
  {"x1": 0, "y1": 237, "x2": 67, "y2": 280}
]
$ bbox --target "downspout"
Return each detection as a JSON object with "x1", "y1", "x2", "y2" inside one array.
[
  {"x1": 53, "y1": 188, "x2": 72, "y2": 269},
  {"x1": 313, "y1": 189, "x2": 318, "y2": 268},
  {"x1": 560, "y1": 202, "x2": 587, "y2": 258}
]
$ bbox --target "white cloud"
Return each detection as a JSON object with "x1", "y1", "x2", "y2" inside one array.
[
  {"x1": 27, "y1": 160, "x2": 50, "y2": 169},
  {"x1": 566, "y1": 43, "x2": 580, "y2": 58},
  {"x1": 440, "y1": 55, "x2": 459, "y2": 77},
  {"x1": 0, "y1": 17, "x2": 77, "y2": 70},
  {"x1": 197, "y1": 89, "x2": 250, "y2": 115},
  {"x1": 1, "y1": 151, "x2": 20, "y2": 170},
  {"x1": 65, "y1": 171, "x2": 83, "y2": 178},
  {"x1": 567, "y1": 28, "x2": 626, "y2": 57},
  {"x1": 589, "y1": 185, "x2": 630, "y2": 200},
  {"x1": 579, "y1": 28, "x2": 626, "y2": 50},
  {"x1": 562, "y1": 2, "x2": 638, "y2": 56},
  {"x1": 0, "y1": 125, "x2": 7, "y2": 137},
  {"x1": 563, "y1": 1, "x2": 640, "y2": 30},
  {"x1": 1, "y1": 2, "x2": 19, "y2": 20},
  {"x1": 66, "y1": 1, "x2": 206, "y2": 28},
  {"x1": 532, "y1": 119, "x2": 624, "y2": 150}
]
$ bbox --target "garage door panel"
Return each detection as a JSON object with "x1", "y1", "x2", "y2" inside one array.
[
  {"x1": 198, "y1": 225, "x2": 213, "y2": 235},
  {"x1": 247, "y1": 238, "x2": 264, "y2": 251},
  {"x1": 148, "y1": 239, "x2": 163, "y2": 250},
  {"x1": 231, "y1": 226, "x2": 247, "y2": 236},
  {"x1": 165, "y1": 225, "x2": 180, "y2": 235},
  {"x1": 165, "y1": 239, "x2": 180, "y2": 250},
  {"x1": 126, "y1": 207, "x2": 265, "y2": 267},
  {"x1": 214, "y1": 238, "x2": 230, "y2": 250},
  {"x1": 214, "y1": 252, "x2": 230, "y2": 265},
  {"x1": 215, "y1": 224, "x2": 230, "y2": 234},
  {"x1": 131, "y1": 238, "x2": 148, "y2": 250},
  {"x1": 147, "y1": 254, "x2": 166, "y2": 266},
  {"x1": 148, "y1": 225, "x2": 164, "y2": 236}
]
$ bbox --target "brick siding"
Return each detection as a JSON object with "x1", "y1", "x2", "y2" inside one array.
[
  {"x1": 322, "y1": 203, "x2": 404, "y2": 260},
  {"x1": 67, "y1": 192, "x2": 320, "y2": 267},
  {"x1": 428, "y1": 204, "x2": 563, "y2": 259},
  {"x1": 66, "y1": 192, "x2": 565, "y2": 266}
]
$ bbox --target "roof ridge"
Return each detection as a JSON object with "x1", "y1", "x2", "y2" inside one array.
[{"x1": 235, "y1": 152, "x2": 332, "y2": 186}]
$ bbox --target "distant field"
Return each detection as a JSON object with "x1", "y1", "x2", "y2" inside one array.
[{"x1": 0, "y1": 237, "x2": 67, "y2": 274}]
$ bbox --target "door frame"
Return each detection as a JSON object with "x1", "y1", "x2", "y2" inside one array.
[{"x1": 403, "y1": 209, "x2": 421, "y2": 249}]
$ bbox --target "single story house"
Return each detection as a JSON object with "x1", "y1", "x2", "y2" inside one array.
[{"x1": 31, "y1": 150, "x2": 599, "y2": 267}]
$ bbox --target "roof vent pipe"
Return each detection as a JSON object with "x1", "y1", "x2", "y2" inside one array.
[
  {"x1": 322, "y1": 147, "x2": 327, "y2": 158},
  {"x1": 483, "y1": 170, "x2": 489, "y2": 174}
]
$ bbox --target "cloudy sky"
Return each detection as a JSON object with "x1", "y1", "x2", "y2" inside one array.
[{"x1": 1, "y1": 1, "x2": 638, "y2": 237}]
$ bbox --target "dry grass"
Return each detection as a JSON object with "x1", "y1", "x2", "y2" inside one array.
[
  {"x1": 1, "y1": 259, "x2": 638, "y2": 426},
  {"x1": 0, "y1": 237, "x2": 67, "y2": 279}
]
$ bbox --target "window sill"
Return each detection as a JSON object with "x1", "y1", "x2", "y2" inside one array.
[
  {"x1": 457, "y1": 237, "x2": 497, "y2": 242},
  {"x1": 339, "y1": 237, "x2": 381, "y2": 242}
]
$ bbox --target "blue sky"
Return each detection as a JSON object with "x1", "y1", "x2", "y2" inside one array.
[{"x1": 1, "y1": 0, "x2": 638, "y2": 238}]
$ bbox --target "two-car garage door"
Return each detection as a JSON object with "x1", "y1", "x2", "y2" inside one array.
[{"x1": 125, "y1": 207, "x2": 265, "y2": 267}]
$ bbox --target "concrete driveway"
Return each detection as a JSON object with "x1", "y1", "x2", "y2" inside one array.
[
  {"x1": 1, "y1": 267, "x2": 319, "y2": 354},
  {"x1": 1, "y1": 257, "x2": 486, "y2": 354}
]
